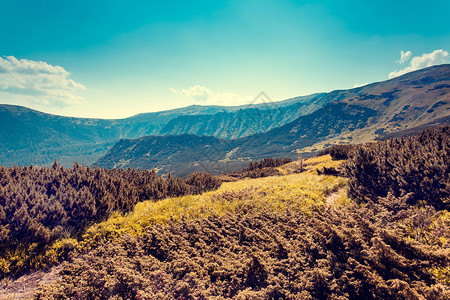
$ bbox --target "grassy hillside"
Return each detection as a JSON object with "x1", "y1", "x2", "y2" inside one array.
[
  {"x1": 79, "y1": 159, "x2": 347, "y2": 250},
  {"x1": 35, "y1": 152, "x2": 450, "y2": 299}
]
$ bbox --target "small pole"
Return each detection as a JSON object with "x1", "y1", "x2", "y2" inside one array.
[{"x1": 297, "y1": 152, "x2": 303, "y2": 172}]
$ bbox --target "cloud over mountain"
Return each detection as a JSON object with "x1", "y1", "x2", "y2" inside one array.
[
  {"x1": 395, "y1": 50, "x2": 412, "y2": 64},
  {"x1": 0, "y1": 55, "x2": 86, "y2": 107},
  {"x1": 389, "y1": 49, "x2": 450, "y2": 79},
  {"x1": 170, "y1": 85, "x2": 252, "y2": 106}
]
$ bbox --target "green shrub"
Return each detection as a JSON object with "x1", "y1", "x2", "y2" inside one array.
[
  {"x1": 0, "y1": 164, "x2": 221, "y2": 277},
  {"x1": 345, "y1": 126, "x2": 450, "y2": 210},
  {"x1": 317, "y1": 144, "x2": 356, "y2": 160},
  {"x1": 225, "y1": 157, "x2": 292, "y2": 179}
]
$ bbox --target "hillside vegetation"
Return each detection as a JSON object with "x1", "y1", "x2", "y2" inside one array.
[
  {"x1": 1, "y1": 126, "x2": 449, "y2": 299},
  {"x1": 0, "y1": 164, "x2": 220, "y2": 278},
  {"x1": 36, "y1": 125, "x2": 450, "y2": 298}
]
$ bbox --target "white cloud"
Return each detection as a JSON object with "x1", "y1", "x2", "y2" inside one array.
[
  {"x1": 170, "y1": 85, "x2": 253, "y2": 106},
  {"x1": 178, "y1": 85, "x2": 214, "y2": 102},
  {"x1": 169, "y1": 87, "x2": 177, "y2": 94},
  {"x1": 389, "y1": 49, "x2": 450, "y2": 79},
  {"x1": 0, "y1": 55, "x2": 86, "y2": 107},
  {"x1": 396, "y1": 50, "x2": 412, "y2": 64}
]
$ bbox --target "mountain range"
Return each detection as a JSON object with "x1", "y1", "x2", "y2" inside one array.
[
  {"x1": 96, "y1": 64, "x2": 450, "y2": 176},
  {"x1": 1, "y1": 64, "x2": 449, "y2": 175},
  {"x1": 0, "y1": 93, "x2": 326, "y2": 167}
]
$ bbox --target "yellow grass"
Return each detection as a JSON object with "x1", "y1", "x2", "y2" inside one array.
[{"x1": 80, "y1": 169, "x2": 348, "y2": 250}]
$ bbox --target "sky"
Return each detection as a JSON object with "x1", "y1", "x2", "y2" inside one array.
[{"x1": 0, "y1": 0, "x2": 450, "y2": 119}]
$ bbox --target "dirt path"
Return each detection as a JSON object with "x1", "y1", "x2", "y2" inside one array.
[
  {"x1": 325, "y1": 188, "x2": 346, "y2": 208},
  {"x1": 0, "y1": 265, "x2": 62, "y2": 300}
]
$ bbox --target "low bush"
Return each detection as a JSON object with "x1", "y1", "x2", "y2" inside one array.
[
  {"x1": 317, "y1": 144, "x2": 356, "y2": 160},
  {"x1": 0, "y1": 163, "x2": 221, "y2": 277},
  {"x1": 36, "y1": 204, "x2": 449, "y2": 299},
  {"x1": 344, "y1": 126, "x2": 450, "y2": 210},
  {"x1": 224, "y1": 157, "x2": 292, "y2": 180}
]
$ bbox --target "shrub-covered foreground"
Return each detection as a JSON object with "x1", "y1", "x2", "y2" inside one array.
[
  {"x1": 0, "y1": 163, "x2": 221, "y2": 277},
  {"x1": 36, "y1": 199, "x2": 449, "y2": 299},
  {"x1": 33, "y1": 128, "x2": 450, "y2": 299},
  {"x1": 4, "y1": 126, "x2": 450, "y2": 298},
  {"x1": 36, "y1": 151, "x2": 450, "y2": 299}
]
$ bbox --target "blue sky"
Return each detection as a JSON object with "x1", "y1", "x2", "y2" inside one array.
[{"x1": 0, "y1": 0, "x2": 449, "y2": 118}]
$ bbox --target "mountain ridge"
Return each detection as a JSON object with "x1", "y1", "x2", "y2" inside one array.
[{"x1": 96, "y1": 64, "x2": 450, "y2": 176}]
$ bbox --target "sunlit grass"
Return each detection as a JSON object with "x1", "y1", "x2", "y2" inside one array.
[
  {"x1": 80, "y1": 170, "x2": 347, "y2": 250},
  {"x1": 38, "y1": 155, "x2": 349, "y2": 260}
]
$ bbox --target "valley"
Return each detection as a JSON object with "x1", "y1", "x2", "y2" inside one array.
[{"x1": 0, "y1": 93, "x2": 325, "y2": 168}]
